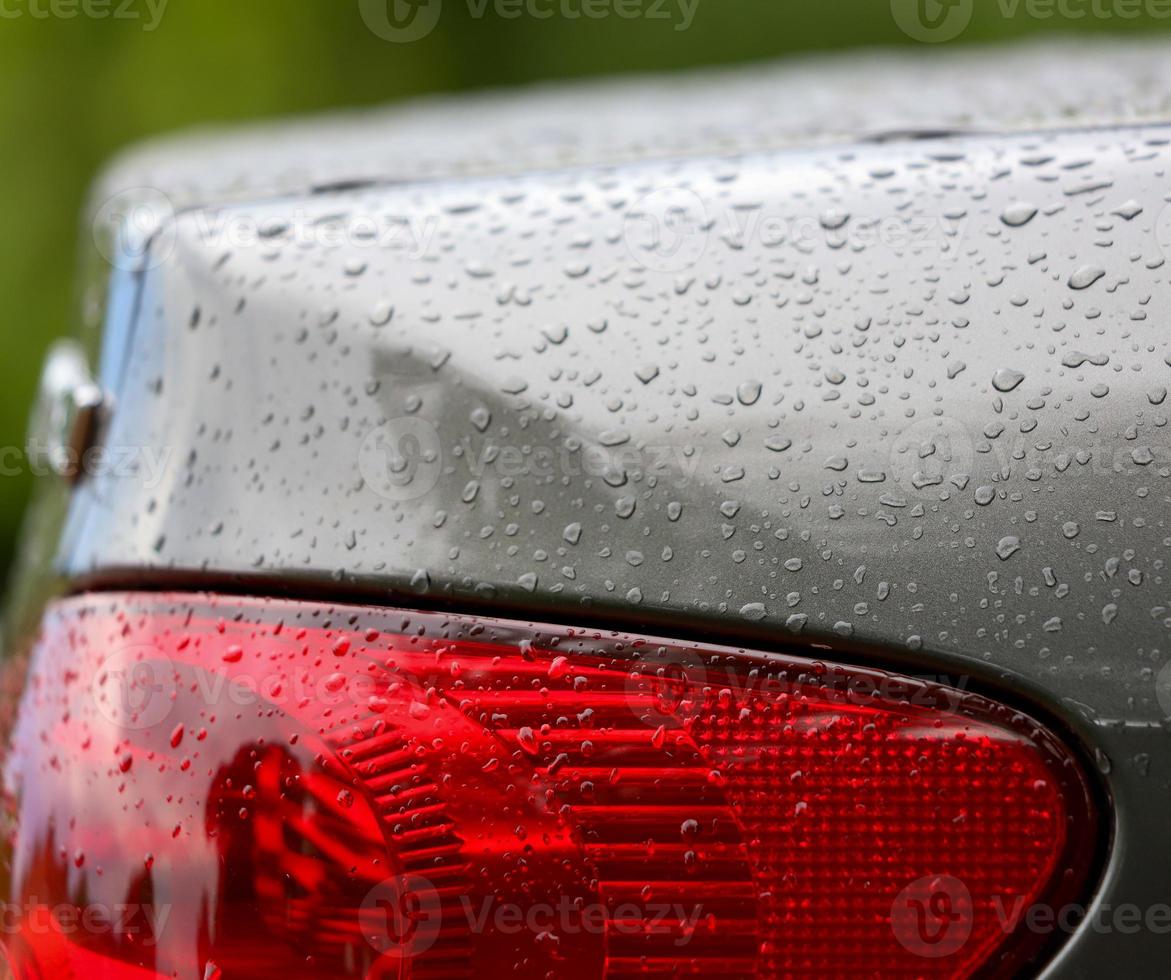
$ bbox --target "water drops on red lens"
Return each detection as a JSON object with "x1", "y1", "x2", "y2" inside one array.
[{"x1": 0, "y1": 594, "x2": 1097, "y2": 978}]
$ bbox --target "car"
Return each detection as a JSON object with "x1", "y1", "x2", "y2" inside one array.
[{"x1": 1, "y1": 37, "x2": 1169, "y2": 979}]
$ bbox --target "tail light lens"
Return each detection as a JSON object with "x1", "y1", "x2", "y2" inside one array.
[{"x1": 0, "y1": 593, "x2": 1097, "y2": 978}]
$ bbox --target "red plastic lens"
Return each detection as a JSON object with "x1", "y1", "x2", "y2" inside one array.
[{"x1": 0, "y1": 593, "x2": 1097, "y2": 978}]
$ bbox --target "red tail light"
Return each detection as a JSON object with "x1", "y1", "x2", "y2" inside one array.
[{"x1": 0, "y1": 593, "x2": 1097, "y2": 978}]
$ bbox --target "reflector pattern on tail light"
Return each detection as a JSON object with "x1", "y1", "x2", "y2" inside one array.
[{"x1": 0, "y1": 594, "x2": 1098, "y2": 978}]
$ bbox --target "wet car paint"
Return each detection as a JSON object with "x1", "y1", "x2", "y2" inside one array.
[{"x1": 8, "y1": 43, "x2": 1171, "y2": 977}]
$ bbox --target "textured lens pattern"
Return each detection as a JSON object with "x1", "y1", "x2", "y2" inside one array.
[{"x1": 0, "y1": 594, "x2": 1096, "y2": 978}]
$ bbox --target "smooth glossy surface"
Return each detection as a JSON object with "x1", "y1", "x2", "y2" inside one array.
[
  {"x1": 1, "y1": 593, "x2": 1095, "y2": 978},
  {"x1": 64, "y1": 125, "x2": 1171, "y2": 727}
]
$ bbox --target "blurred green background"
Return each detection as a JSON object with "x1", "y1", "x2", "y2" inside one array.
[{"x1": 0, "y1": 0, "x2": 1167, "y2": 587}]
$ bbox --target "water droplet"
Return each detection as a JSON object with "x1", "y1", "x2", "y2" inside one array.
[
  {"x1": 1068, "y1": 264, "x2": 1105, "y2": 290},
  {"x1": 992, "y1": 369, "x2": 1025, "y2": 392},
  {"x1": 995, "y1": 536, "x2": 1021, "y2": 560}
]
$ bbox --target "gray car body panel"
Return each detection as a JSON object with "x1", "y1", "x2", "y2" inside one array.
[{"x1": 12, "y1": 40, "x2": 1171, "y2": 977}]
